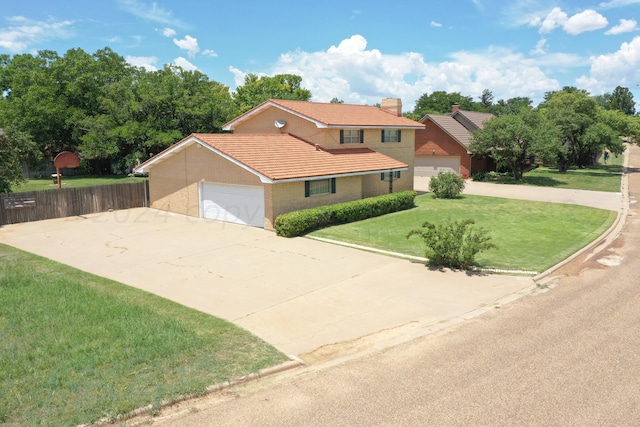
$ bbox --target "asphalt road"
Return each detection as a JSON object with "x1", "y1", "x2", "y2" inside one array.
[{"x1": 141, "y1": 148, "x2": 640, "y2": 427}]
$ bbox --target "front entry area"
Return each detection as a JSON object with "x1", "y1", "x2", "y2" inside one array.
[{"x1": 200, "y1": 182, "x2": 265, "y2": 228}]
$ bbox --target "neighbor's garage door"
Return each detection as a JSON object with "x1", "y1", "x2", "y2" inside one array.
[
  {"x1": 414, "y1": 156, "x2": 461, "y2": 177},
  {"x1": 200, "y1": 182, "x2": 265, "y2": 228}
]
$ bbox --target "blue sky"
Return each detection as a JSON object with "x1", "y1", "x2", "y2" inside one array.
[{"x1": 1, "y1": 0, "x2": 640, "y2": 110}]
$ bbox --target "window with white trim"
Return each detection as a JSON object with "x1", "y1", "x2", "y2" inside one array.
[
  {"x1": 305, "y1": 178, "x2": 336, "y2": 197},
  {"x1": 382, "y1": 129, "x2": 401, "y2": 143},
  {"x1": 340, "y1": 129, "x2": 364, "y2": 144}
]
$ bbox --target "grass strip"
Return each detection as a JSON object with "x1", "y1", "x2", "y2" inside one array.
[
  {"x1": 310, "y1": 194, "x2": 616, "y2": 272},
  {"x1": 0, "y1": 244, "x2": 287, "y2": 426},
  {"x1": 11, "y1": 175, "x2": 148, "y2": 193}
]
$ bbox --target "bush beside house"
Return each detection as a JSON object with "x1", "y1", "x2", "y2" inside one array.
[{"x1": 274, "y1": 191, "x2": 417, "y2": 237}]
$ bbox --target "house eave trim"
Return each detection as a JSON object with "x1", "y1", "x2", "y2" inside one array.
[{"x1": 270, "y1": 167, "x2": 409, "y2": 184}]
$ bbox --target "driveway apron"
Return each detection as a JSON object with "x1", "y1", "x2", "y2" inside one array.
[{"x1": 0, "y1": 208, "x2": 533, "y2": 358}]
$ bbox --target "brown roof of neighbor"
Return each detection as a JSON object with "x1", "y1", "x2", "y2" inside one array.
[
  {"x1": 452, "y1": 110, "x2": 493, "y2": 130},
  {"x1": 223, "y1": 99, "x2": 425, "y2": 130},
  {"x1": 424, "y1": 115, "x2": 475, "y2": 148},
  {"x1": 135, "y1": 133, "x2": 407, "y2": 182}
]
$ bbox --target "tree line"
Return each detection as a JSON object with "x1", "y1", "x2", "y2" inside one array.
[
  {"x1": 0, "y1": 47, "x2": 310, "y2": 192},
  {"x1": 1, "y1": 46, "x2": 639, "y2": 192}
]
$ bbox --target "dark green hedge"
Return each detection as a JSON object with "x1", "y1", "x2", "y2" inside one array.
[{"x1": 274, "y1": 190, "x2": 417, "y2": 237}]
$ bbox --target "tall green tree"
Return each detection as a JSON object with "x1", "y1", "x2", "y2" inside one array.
[
  {"x1": 408, "y1": 91, "x2": 480, "y2": 120},
  {"x1": 478, "y1": 89, "x2": 494, "y2": 111},
  {"x1": 605, "y1": 86, "x2": 636, "y2": 116},
  {"x1": 540, "y1": 88, "x2": 624, "y2": 169},
  {"x1": 491, "y1": 97, "x2": 533, "y2": 116},
  {"x1": 0, "y1": 127, "x2": 41, "y2": 193},
  {"x1": 469, "y1": 110, "x2": 561, "y2": 180},
  {"x1": 79, "y1": 65, "x2": 234, "y2": 169},
  {"x1": 0, "y1": 48, "x2": 134, "y2": 160},
  {"x1": 232, "y1": 74, "x2": 312, "y2": 114}
]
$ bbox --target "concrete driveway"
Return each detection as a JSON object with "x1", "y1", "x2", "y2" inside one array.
[{"x1": 0, "y1": 208, "x2": 534, "y2": 359}]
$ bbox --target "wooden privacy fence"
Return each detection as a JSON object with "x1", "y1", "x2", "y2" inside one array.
[{"x1": 0, "y1": 181, "x2": 149, "y2": 226}]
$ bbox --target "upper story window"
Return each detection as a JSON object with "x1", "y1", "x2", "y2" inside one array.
[
  {"x1": 340, "y1": 129, "x2": 364, "y2": 144},
  {"x1": 382, "y1": 129, "x2": 402, "y2": 143}
]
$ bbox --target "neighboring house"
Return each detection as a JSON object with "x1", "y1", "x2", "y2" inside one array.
[
  {"x1": 134, "y1": 98, "x2": 424, "y2": 229},
  {"x1": 415, "y1": 105, "x2": 494, "y2": 177}
]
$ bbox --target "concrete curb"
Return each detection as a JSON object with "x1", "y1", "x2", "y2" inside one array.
[
  {"x1": 87, "y1": 359, "x2": 305, "y2": 426},
  {"x1": 534, "y1": 148, "x2": 631, "y2": 284},
  {"x1": 307, "y1": 235, "x2": 540, "y2": 276}
]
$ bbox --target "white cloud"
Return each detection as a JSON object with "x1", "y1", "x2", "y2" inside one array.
[
  {"x1": 173, "y1": 56, "x2": 198, "y2": 71},
  {"x1": 605, "y1": 18, "x2": 638, "y2": 35},
  {"x1": 126, "y1": 55, "x2": 158, "y2": 71},
  {"x1": 530, "y1": 38, "x2": 547, "y2": 55},
  {"x1": 534, "y1": 8, "x2": 608, "y2": 35},
  {"x1": 255, "y1": 35, "x2": 560, "y2": 107},
  {"x1": 564, "y1": 10, "x2": 608, "y2": 35},
  {"x1": 162, "y1": 27, "x2": 177, "y2": 37},
  {"x1": 577, "y1": 35, "x2": 640, "y2": 93},
  {"x1": 0, "y1": 16, "x2": 74, "y2": 52},
  {"x1": 538, "y1": 7, "x2": 568, "y2": 34},
  {"x1": 117, "y1": 0, "x2": 186, "y2": 28},
  {"x1": 202, "y1": 49, "x2": 218, "y2": 57},
  {"x1": 431, "y1": 21, "x2": 443, "y2": 28},
  {"x1": 600, "y1": 0, "x2": 640, "y2": 8},
  {"x1": 229, "y1": 66, "x2": 247, "y2": 87},
  {"x1": 173, "y1": 35, "x2": 199, "y2": 58}
]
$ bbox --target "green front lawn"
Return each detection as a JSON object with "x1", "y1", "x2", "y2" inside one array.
[
  {"x1": 11, "y1": 175, "x2": 147, "y2": 193},
  {"x1": 0, "y1": 244, "x2": 287, "y2": 426},
  {"x1": 482, "y1": 155, "x2": 624, "y2": 192},
  {"x1": 310, "y1": 194, "x2": 616, "y2": 273}
]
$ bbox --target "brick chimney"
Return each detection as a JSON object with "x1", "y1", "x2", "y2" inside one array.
[
  {"x1": 381, "y1": 98, "x2": 403, "y2": 117},
  {"x1": 452, "y1": 103, "x2": 460, "y2": 113}
]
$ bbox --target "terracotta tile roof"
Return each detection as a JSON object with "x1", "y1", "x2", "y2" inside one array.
[
  {"x1": 137, "y1": 133, "x2": 407, "y2": 182},
  {"x1": 425, "y1": 115, "x2": 475, "y2": 147},
  {"x1": 224, "y1": 99, "x2": 425, "y2": 130}
]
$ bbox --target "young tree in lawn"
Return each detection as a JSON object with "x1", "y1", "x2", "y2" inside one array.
[{"x1": 469, "y1": 110, "x2": 561, "y2": 181}]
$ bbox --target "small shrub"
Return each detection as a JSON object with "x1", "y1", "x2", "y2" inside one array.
[
  {"x1": 472, "y1": 171, "x2": 488, "y2": 182},
  {"x1": 274, "y1": 191, "x2": 417, "y2": 237},
  {"x1": 429, "y1": 171, "x2": 465, "y2": 199},
  {"x1": 406, "y1": 218, "x2": 496, "y2": 269}
]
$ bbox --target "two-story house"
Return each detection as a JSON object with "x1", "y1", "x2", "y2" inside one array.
[{"x1": 134, "y1": 98, "x2": 424, "y2": 229}]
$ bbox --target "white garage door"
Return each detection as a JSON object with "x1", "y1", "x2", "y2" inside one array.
[
  {"x1": 415, "y1": 156, "x2": 461, "y2": 177},
  {"x1": 200, "y1": 182, "x2": 265, "y2": 228}
]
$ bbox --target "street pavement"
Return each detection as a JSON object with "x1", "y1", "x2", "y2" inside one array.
[{"x1": 135, "y1": 148, "x2": 640, "y2": 427}]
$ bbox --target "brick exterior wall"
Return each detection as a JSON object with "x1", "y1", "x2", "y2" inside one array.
[
  {"x1": 415, "y1": 125, "x2": 472, "y2": 177},
  {"x1": 267, "y1": 176, "x2": 363, "y2": 229},
  {"x1": 148, "y1": 143, "x2": 262, "y2": 218}
]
